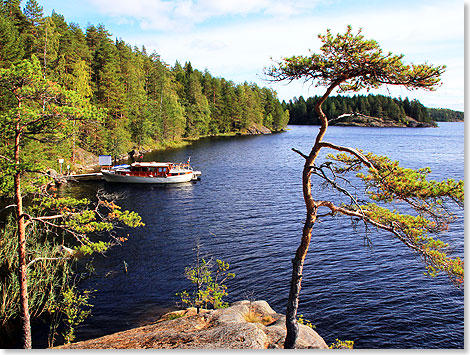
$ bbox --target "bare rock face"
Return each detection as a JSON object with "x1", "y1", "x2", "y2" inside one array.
[
  {"x1": 56, "y1": 300, "x2": 328, "y2": 349},
  {"x1": 329, "y1": 112, "x2": 435, "y2": 127},
  {"x1": 240, "y1": 124, "x2": 272, "y2": 135}
]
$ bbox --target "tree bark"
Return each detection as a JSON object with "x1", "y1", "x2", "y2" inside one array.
[
  {"x1": 15, "y1": 173, "x2": 31, "y2": 349},
  {"x1": 283, "y1": 158, "x2": 318, "y2": 349},
  {"x1": 284, "y1": 81, "x2": 340, "y2": 349},
  {"x1": 15, "y1": 100, "x2": 32, "y2": 349}
]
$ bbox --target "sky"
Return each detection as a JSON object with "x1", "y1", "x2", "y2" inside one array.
[{"x1": 37, "y1": 0, "x2": 465, "y2": 111}]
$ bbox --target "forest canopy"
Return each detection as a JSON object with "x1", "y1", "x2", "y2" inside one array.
[
  {"x1": 283, "y1": 94, "x2": 464, "y2": 125},
  {"x1": 0, "y1": 0, "x2": 289, "y2": 169}
]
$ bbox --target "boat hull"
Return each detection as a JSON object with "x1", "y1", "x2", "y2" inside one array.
[{"x1": 102, "y1": 171, "x2": 194, "y2": 184}]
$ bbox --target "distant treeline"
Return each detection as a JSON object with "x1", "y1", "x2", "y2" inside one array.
[
  {"x1": 283, "y1": 94, "x2": 463, "y2": 125},
  {"x1": 428, "y1": 108, "x2": 464, "y2": 122},
  {"x1": 0, "y1": 0, "x2": 289, "y2": 161}
]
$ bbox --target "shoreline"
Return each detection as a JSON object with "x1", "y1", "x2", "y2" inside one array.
[{"x1": 71, "y1": 124, "x2": 280, "y2": 174}]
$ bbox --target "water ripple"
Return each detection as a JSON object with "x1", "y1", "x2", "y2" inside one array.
[{"x1": 68, "y1": 123, "x2": 464, "y2": 349}]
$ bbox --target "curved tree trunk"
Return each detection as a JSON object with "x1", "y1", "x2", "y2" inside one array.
[{"x1": 284, "y1": 82, "x2": 340, "y2": 349}]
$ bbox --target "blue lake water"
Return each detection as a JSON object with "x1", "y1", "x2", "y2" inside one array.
[{"x1": 63, "y1": 122, "x2": 464, "y2": 349}]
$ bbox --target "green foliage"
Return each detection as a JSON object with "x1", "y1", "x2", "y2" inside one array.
[
  {"x1": 0, "y1": 7, "x2": 148, "y2": 347},
  {"x1": 166, "y1": 312, "x2": 185, "y2": 320},
  {"x1": 30, "y1": 192, "x2": 144, "y2": 239},
  {"x1": 296, "y1": 314, "x2": 315, "y2": 329},
  {"x1": 329, "y1": 338, "x2": 354, "y2": 349},
  {"x1": 327, "y1": 151, "x2": 464, "y2": 287},
  {"x1": 0, "y1": 189, "x2": 145, "y2": 344},
  {"x1": 59, "y1": 286, "x2": 93, "y2": 344},
  {"x1": 268, "y1": 25, "x2": 461, "y2": 350},
  {"x1": 267, "y1": 26, "x2": 444, "y2": 93},
  {"x1": 0, "y1": 216, "x2": 72, "y2": 328},
  {"x1": 0, "y1": 5, "x2": 25, "y2": 66},
  {"x1": 285, "y1": 94, "x2": 432, "y2": 125},
  {"x1": 0, "y1": 0, "x2": 289, "y2": 171},
  {"x1": 177, "y1": 256, "x2": 235, "y2": 311},
  {"x1": 428, "y1": 107, "x2": 464, "y2": 122}
]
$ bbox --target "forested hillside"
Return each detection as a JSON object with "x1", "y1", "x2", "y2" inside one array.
[
  {"x1": 283, "y1": 94, "x2": 462, "y2": 125},
  {"x1": 428, "y1": 108, "x2": 464, "y2": 122},
  {"x1": 0, "y1": 0, "x2": 289, "y2": 167}
]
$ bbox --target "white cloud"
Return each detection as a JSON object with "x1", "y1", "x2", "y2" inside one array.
[
  {"x1": 88, "y1": 0, "x2": 323, "y2": 31},
  {"x1": 92, "y1": 0, "x2": 463, "y2": 110}
]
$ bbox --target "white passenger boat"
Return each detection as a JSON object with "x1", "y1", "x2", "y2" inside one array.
[{"x1": 101, "y1": 161, "x2": 200, "y2": 184}]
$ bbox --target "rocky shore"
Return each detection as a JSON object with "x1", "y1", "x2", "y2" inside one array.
[
  {"x1": 329, "y1": 112, "x2": 436, "y2": 127},
  {"x1": 67, "y1": 123, "x2": 273, "y2": 174},
  {"x1": 239, "y1": 123, "x2": 272, "y2": 135},
  {"x1": 56, "y1": 300, "x2": 328, "y2": 349}
]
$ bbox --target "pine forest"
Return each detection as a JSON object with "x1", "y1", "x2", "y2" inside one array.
[
  {"x1": 0, "y1": 0, "x2": 289, "y2": 170},
  {"x1": 284, "y1": 94, "x2": 464, "y2": 125}
]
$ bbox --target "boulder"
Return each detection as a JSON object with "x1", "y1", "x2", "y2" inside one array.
[
  {"x1": 240, "y1": 124, "x2": 272, "y2": 135},
  {"x1": 56, "y1": 300, "x2": 328, "y2": 349}
]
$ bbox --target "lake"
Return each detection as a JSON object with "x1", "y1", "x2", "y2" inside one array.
[{"x1": 61, "y1": 122, "x2": 464, "y2": 349}]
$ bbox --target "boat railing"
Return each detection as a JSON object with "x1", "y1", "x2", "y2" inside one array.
[{"x1": 172, "y1": 163, "x2": 192, "y2": 171}]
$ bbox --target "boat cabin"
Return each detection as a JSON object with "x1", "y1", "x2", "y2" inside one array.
[
  {"x1": 113, "y1": 162, "x2": 192, "y2": 178},
  {"x1": 131, "y1": 165, "x2": 169, "y2": 177}
]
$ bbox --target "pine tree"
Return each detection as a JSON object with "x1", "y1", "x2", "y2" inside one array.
[
  {"x1": 0, "y1": 5, "x2": 24, "y2": 66},
  {"x1": 266, "y1": 26, "x2": 459, "y2": 349}
]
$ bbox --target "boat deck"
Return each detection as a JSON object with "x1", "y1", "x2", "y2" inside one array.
[{"x1": 64, "y1": 171, "x2": 202, "y2": 182}]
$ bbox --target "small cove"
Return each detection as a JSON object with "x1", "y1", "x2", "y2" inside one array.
[{"x1": 57, "y1": 123, "x2": 463, "y2": 349}]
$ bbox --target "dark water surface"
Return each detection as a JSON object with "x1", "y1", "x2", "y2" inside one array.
[{"x1": 62, "y1": 123, "x2": 463, "y2": 349}]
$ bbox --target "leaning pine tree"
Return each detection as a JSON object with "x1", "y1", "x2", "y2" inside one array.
[{"x1": 265, "y1": 26, "x2": 464, "y2": 349}]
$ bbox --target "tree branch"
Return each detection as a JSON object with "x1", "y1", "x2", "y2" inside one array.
[
  {"x1": 292, "y1": 148, "x2": 308, "y2": 160},
  {"x1": 0, "y1": 154, "x2": 13, "y2": 162},
  {"x1": 0, "y1": 204, "x2": 17, "y2": 214},
  {"x1": 319, "y1": 141, "x2": 375, "y2": 169},
  {"x1": 316, "y1": 200, "x2": 420, "y2": 252},
  {"x1": 26, "y1": 257, "x2": 69, "y2": 269}
]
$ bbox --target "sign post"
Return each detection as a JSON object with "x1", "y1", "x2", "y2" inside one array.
[
  {"x1": 58, "y1": 158, "x2": 64, "y2": 175},
  {"x1": 99, "y1": 155, "x2": 112, "y2": 169}
]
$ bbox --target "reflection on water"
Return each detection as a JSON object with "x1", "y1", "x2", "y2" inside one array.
[{"x1": 59, "y1": 123, "x2": 463, "y2": 349}]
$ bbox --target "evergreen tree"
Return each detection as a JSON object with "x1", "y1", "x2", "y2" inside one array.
[
  {"x1": 0, "y1": 56, "x2": 143, "y2": 348},
  {"x1": 266, "y1": 25, "x2": 458, "y2": 349},
  {"x1": 0, "y1": 5, "x2": 24, "y2": 66},
  {"x1": 22, "y1": 0, "x2": 43, "y2": 59},
  {"x1": 1, "y1": 5, "x2": 289, "y2": 165},
  {"x1": 185, "y1": 70, "x2": 211, "y2": 137}
]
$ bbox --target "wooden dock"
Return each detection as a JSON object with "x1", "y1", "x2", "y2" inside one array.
[{"x1": 65, "y1": 172, "x2": 103, "y2": 181}]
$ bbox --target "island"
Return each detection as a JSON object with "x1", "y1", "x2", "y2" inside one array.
[{"x1": 328, "y1": 112, "x2": 436, "y2": 127}]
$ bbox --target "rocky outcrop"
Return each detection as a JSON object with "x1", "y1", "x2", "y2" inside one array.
[
  {"x1": 56, "y1": 300, "x2": 328, "y2": 349},
  {"x1": 329, "y1": 113, "x2": 435, "y2": 128},
  {"x1": 72, "y1": 146, "x2": 100, "y2": 172},
  {"x1": 239, "y1": 124, "x2": 272, "y2": 135}
]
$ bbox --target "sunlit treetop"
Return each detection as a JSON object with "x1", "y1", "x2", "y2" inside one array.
[{"x1": 266, "y1": 25, "x2": 446, "y2": 93}]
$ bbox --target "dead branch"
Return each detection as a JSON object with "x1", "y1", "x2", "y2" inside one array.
[
  {"x1": 26, "y1": 257, "x2": 68, "y2": 269},
  {"x1": 292, "y1": 148, "x2": 309, "y2": 160}
]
